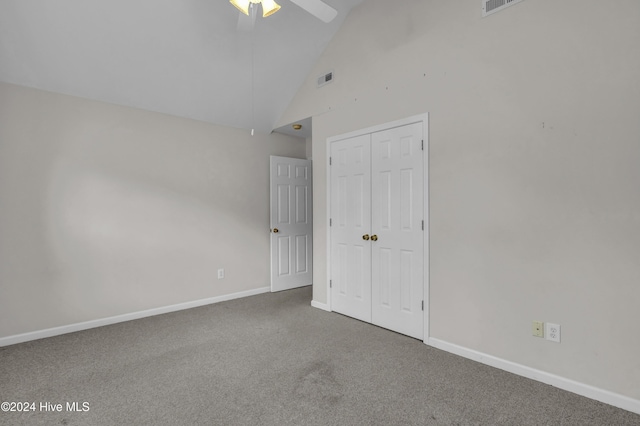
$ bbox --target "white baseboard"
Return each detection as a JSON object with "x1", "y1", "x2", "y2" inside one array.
[
  {"x1": 427, "y1": 337, "x2": 640, "y2": 416},
  {"x1": 311, "y1": 300, "x2": 331, "y2": 312},
  {"x1": 0, "y1": 286, "x2": 270, "y2": 347}
]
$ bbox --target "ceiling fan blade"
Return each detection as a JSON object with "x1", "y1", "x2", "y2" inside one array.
[
  {"x1": 236, "y1": 4, "x2": 257, "y2": 32},
  {"x1": 289, "y1": 0, "x2": 338, "y2": 23}
]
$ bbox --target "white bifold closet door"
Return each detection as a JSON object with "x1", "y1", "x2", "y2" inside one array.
[{"x1": 330, "y1": 122, "x2": 424, "y2": 339}]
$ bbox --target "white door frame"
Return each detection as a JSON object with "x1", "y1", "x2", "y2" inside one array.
[{"x1": 326, "y1": 113, "x2": 429, "y2": 343}]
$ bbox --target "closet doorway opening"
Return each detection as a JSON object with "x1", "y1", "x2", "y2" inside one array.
[{"x1": 327, "y1": 114, "x2": 429, "y2": 340}]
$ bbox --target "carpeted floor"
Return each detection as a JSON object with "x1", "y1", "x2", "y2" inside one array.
[{"x1": 1, "y1": 286, "x2": 638, "y2": 425}]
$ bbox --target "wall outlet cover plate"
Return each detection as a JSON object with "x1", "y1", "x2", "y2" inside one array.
[
  {"x1": 546, "y1": 323, "x2": 561, "y2": 343},
  {"x1": 532, "y1": 321, "x2": 544, "y2": 338}
]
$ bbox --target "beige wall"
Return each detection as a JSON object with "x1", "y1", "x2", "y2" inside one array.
[
  {"x1": 0, "y1": 82, "x2": 306, "y2": 338},
  {"x1": 280, "y1": 0, "x2": 640, "y2": 401}
]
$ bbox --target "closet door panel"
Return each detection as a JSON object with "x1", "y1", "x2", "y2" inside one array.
[
  {"x1": 371, "y1": 123, "x2": 424, "y2": 339},
  {"x1": 330, "y1": 134, "x2": 372, "y2": 323}
]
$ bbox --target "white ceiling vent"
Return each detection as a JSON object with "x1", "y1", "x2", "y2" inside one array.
[
  {"x1": 317, "y1": 71, "x2": 334, "y2": 88},
  {"x1": 482, "y1": 0, "x2": 525, "y2": 17}
]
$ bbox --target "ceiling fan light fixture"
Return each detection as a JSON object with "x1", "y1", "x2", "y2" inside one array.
[
  {"x1": 230, "y1": 0, "x2": 251, "y2": 16},
  {"x1": 261, "y1": 0, "x2": 281, "y2": 17}
]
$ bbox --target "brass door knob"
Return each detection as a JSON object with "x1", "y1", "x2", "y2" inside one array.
[
  {"x1": 371, "y1": 235, "x2": 378, "y2": 241},
  {"x1": 272, "y1": 228, "x2": 279, "y2": 233},
  {"x1": 362, "y1": 234, "x2": 370, "y2": 241}
]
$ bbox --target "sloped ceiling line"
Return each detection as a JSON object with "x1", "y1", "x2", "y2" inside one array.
[{"x1": 0, "y1": 0, "x2": 363, "y2": 134}]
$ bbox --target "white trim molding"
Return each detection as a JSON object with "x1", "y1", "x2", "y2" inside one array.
[
  {"x1": 311, "y1": 300, "x2": 331, "y2": 312},
  {"x1": 0, "y1": 286, "x2": 270, "y2": 347},
  {"x1": 427, "y1": 337, "x2": 640, "y2": 416}
]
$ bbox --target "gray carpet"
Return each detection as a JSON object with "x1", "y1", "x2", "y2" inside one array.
[{"x1": 1, "y1": 286, "x2": 638, "y2": 426}]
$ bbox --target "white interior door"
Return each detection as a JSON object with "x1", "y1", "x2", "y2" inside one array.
[
  {"x1": 370, "y1": 123, "x2": 424, "y2": 339},
  {"x1": 270, "y1": 156, "x2": 312, "y2": 292},
  {"x1": 329, "y1": 134, "x2": 372, "y2": 323}
]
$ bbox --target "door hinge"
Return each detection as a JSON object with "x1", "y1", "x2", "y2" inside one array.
[
  {"x1": 329, "y1": 218, "x2": 332, "y2": 226},
  {"x1": 330, "y1": 280, "x2": 332, "y2": 288},
  {"x1": 421, "y1": 140, "x2": 424, "y2": 151},
  {"x1": 329, "y1": 157, "x2": 332, "y2": 165},
  {"x1": 422, "y1": 220, "x2": 424, "y2": 231},
  {"x1": 422, "y1": 300, "x2": 424, "y2": 311}
]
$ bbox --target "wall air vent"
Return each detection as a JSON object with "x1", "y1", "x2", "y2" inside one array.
[
  {"x1": 317, "y1": 71, "x2": 334, "y2": 88},
  {"x1": 482, "y1": 0, "x2": 525, "y2": 17}
]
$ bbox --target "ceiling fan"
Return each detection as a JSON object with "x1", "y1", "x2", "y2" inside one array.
[{"x1": 231, "y1": 0, "x2": 338, "y2": 31}]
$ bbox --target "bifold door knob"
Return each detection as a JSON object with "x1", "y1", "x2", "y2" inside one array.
[
  {"x1": 272, "y1": 228, "x2": 279, "y2": 233},
  {"x1": 371, "y1": 235, "x2": 378, "y2": 241},
  {"x1": 362, "y1": 234, "x2": 370, "y2": 240}
]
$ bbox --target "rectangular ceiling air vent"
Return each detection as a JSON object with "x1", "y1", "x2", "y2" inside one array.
[
  {"x1": 317, "y1": 71, "x2": 334, "y2": 88},
  {"x1": 482, "y1": 0, "x2": 525, "y2": 17}
]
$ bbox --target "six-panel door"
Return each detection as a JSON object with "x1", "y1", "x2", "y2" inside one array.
[
  {"x1": 270, "y1": 156, "x2": 312, "y2": 292},
  {"x1": 371, "y1": 123, "x2": 424, "y2": 339},
  {"x1": 330, "y1": 134, "x2": 372, "y2": 322}
]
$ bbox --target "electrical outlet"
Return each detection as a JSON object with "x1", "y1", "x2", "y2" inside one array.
[
  {"x1": 532, "y1": 321, "x2": 544, "y2": 338},
  {"x1": 546, "y1": 323, "x2": 561, "y2": 343},
  {"x1": 217, "y1": 268, "x2": 224, "y2": 280}
]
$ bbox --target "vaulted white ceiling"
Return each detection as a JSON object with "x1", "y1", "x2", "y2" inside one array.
[{"x1": 0, "y1": 0, "x2": 363, "y2": 134}]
